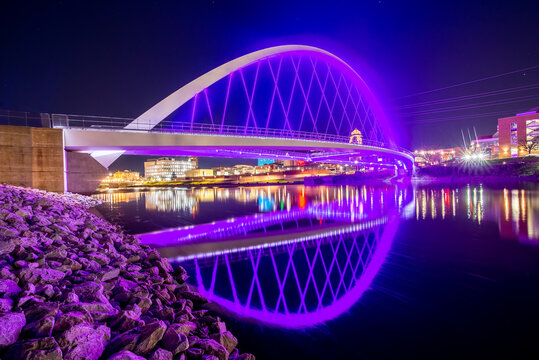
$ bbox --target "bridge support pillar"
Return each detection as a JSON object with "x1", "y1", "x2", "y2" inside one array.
[
  {"x1": 0, "y1": 125, "x2": 108, "y2": 194},
  {"x1": 0, "y1": 125, "x2": 64, "y2": 192},
  {"x1": 65, "y1": 151, "x2": 108, "y2": 194}
]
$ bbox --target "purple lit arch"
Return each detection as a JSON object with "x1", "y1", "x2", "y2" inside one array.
[{"x1": 126, "y1": 45, "x2": 393, "y2": 145}]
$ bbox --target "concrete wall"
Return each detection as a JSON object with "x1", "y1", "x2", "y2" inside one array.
[
  {"x1": 0, "y1": 125, "x2": 64, "y2": 192},
  {"x1": 0, "y1": 125, "x2": 108, "y2": 194},
  {"x1": 66, "y1": 152, "x2": 108, "y2": 194}
]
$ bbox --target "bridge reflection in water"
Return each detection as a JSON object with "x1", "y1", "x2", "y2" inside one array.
[{"x1": 139, "y1": 186, "x2": 414, "y2": 328}]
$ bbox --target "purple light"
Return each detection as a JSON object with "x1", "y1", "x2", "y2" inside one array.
[
  {"x1": 189, "y1": 214, "x2": 400, "y2": 328},
  {"x1": 516, "y1": 111, "x2": 537, "y2": 116}
]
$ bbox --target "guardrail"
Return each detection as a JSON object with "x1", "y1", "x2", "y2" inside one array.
[
  {"x1": 50, "y1": 113, "x2": 413, "y2": 157},
  {"x1": 0, "y1": 109, "x2": 412, "y2": 157}
]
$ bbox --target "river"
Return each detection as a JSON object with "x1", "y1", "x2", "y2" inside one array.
[{"x1": 94, "y1": 182, "x2": 539, "y2": 359}]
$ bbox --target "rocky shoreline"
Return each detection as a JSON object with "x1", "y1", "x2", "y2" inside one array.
[{"x1": 0, "y1": 184, "x2": 254, "y2": 360}]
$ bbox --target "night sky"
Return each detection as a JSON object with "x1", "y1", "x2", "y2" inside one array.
[{"x1": 1, "y1": 1, "x2": 538, "y2": 172}]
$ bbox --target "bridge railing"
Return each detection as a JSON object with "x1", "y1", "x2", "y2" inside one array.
[{"x1": 51, "y1": 113, "x2": 413, "y2": 156}]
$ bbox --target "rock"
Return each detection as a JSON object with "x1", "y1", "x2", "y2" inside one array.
[
  {"x1": 23, "y1": 302, "x2": 59, "y2": 323},
  {"x1": 66, "y1": 292, "x2": 79, "y2": 303},
  {"x1": 196, "y1": 339, "x2": 229, "y2": 360},
  {"x1": 186, "y1": 348, "x2": 204, "y2": 359},
  {"x1": 0, "y1": 278, "x2": 21, "y2": 297},
  {"x1": 53, "y1": 310, "x2": 93, "y2": 332},
  {"x1": 162, "y1": 324, "x2": 190, "y2": 354},
  {"x1": 61, "y1": 301, "x2": 118, "y2": 322},
  {"x1": 202, "y1": 355, "x2": 220, "y2": 360},
  {"x1": 106, "y1": 320, "x2": 167, "y2": 357},
  {"x1": 209, "y1": 321, "x2": 227, "y2": 334},
  {"x1": 149, "y1": 348, "x2": 173, "y2": 360},
  {"x1": 133, "y1": 320, "x2": 167, "y2": 356},
  {"x1": 232, "y1": 354, "x2": 256, "y2": 360},
  {"x1": 0, "y1": 312, "x2": 25, "y2": 350},
  {"x1": 3, "y1": 337, "x2": 63, "y2": 360},
  {"x1": 176, "y1": 288, "x2": 208, "y2": 304},
  {"x1": 21, "y1": 315, "x2": 55, "y2": 338},
  {"x1": 107, "y1": 350, "x2": 146, "y2": 360},
  {"x1": 98, "y1": 267, "x2": 121, "y2": 282},
  {"x1": 210, "y1": 331, "x2": 238, "y2": 354},
  {"x1": 72, "y1": 281, "x2": 108, "y2": 303},
  {"x1": 109, "y1": 306, "x2": 145, "y2": 333},
  {"x1": 172, "y1": 321, "x2": 197, "y2": 335},
  {"x1": 0, "y1": 185, "x2": 253, "y2": 360},
  {"x1": 22, "y1": 268, "x2": 65, "y2": 285},
  {"x1": 0, "y1": 297, "x2": 14, "y2": 312},
  {"x1": 57, "y1": 323, "x2": 111, "y2": 360},
  {"x1": 0, "y1": 239, "x2": 16, "y2": 255}
]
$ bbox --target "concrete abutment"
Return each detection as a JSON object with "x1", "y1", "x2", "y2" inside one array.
[{"x1": 0, "y1": 125, "x2": 107, "y2": 194}]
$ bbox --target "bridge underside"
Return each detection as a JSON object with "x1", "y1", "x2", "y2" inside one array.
[{"x1": 64, "y1": 129, "x2": 414, "y2": 171}]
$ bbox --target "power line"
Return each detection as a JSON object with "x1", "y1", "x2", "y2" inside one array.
[
  {"x1": 401, "y1": 93, "x2": 539, "y2": 116},
  {"x1": 397, "y1": 64, "x2": 539, "y2": 99},
  {"x1": 398, "y1": 83, "x2": 539, "y2": 109}
]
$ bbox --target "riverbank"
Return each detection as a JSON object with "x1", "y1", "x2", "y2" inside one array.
[
  {"x1": 0, "y1": 184, "x2": 254, "y2": 360},
  {"x1": 414, "y1": 156, "x2": 539, "y2": 180}
]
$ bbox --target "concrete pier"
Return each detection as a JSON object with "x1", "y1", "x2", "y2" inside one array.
[{"x1": 0, "y1": 125, "x2": 107, "y2": 193}]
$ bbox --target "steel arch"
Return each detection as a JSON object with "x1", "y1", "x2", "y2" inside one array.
[{"x1": 125, "y1": 45, "x2": 393, "y2": 146}]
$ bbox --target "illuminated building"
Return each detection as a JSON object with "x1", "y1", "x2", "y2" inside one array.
[
  {"x1": 185, "y1": 169, "x2": 213, "y2": 177},
  {"x1": 258, "y1": 159, "x2": 275, "y2": 166},
  {"x1": 144, "y1": 157, "x2": 197, "y2": 181},
  {"x1": 413, "y1": 148, "x2": 461, "y2": 166},
  {"x1": 498, "y1": 110, "x2": 539, "y2": 158},
  {"x1": 470, "y1": 134, "x2": 499, "y2": 158},
  {"x1": 101, "y1": 170, "x2": 141, "y2": 185},
  {"x1": 349, "y1": 128, "x2": 363, "y2": 144}
]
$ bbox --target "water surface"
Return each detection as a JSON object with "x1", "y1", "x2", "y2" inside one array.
[{"x1": 94, "y1": 182, "x2": 539, "y2": 359}]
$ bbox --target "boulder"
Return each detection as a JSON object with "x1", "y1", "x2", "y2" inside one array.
[
  {"x1": 0, "y1": 278, "x2": 21, "y2": 296},
  {"x1": 196, "y1": 339, "x2": 229, "y2": 360},
  {"x1": 22, "y1": 268, "x2": 65, "y2": 285},
  {"x1": 149, "y1": 348, "x2": 173, "y2": 360},
  {"x1": 107, "y1": 350, "x2": 146, "y2": 360},
  {"x1": 0, "y1": 312, "x2": 25, "y2": 350},
  {"x1": 202, "y1": 355, "x2": 220, "y2": 360},
  {"x1": 3, "y1": 337, "x2": 62, "y2": 360},
  {"x1": 23, "y1": 302, "x2": 59, "y2": 323},
  {"x1": 21, "y1": 315, "x2": 55, "y2": 338},
  {"x1": 57, "y1": 323, "x2": 111, "y2": 360},
  {"x1": 53, "y1": 310, "x2": 93, "y2": 332},
  {"x1": 0, "y1": 297, "x2": 14, "y2": 312},
  {"x1": 162, "y1": 324, "x2": 190, "y2": 354},
  {"x1": 210, "y1": 331, "x2": 238, "y2": 354},
  {"x1": 106, "y1": 320, "x2": 167, "y2": 357}
]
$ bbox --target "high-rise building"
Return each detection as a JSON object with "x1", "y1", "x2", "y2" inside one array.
[{"x1": 144, "y1": 157, "x2": 197, "y2": 181}]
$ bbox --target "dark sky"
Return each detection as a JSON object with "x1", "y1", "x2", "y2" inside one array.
[{"x1": 1, "y1": 1, "x2": 538, "y2": 170}]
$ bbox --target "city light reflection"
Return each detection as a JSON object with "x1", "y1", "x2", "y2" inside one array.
[{"x1": 414, "y1": 185, "x2": 538, "y2": 243}]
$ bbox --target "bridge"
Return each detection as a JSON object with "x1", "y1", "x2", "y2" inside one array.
[{"x1": 0, "y1": 45, "x2": 413, "y2": 193}]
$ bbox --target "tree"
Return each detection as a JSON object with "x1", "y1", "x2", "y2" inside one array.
[
  {"x1": 518, "y1": 136, "x2": 539, "y2": 155},
  {"x1": 417, "y1": 151, "x2": 437, "y2": 165}
]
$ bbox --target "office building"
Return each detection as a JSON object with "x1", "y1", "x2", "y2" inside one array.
[{"x1": 144, "y1": 157, "x2": 197, "y2": 181}]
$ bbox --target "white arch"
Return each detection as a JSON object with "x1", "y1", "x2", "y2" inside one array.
[{"x1": 124, "y1": 45, "x2": 386, "y2": 131}]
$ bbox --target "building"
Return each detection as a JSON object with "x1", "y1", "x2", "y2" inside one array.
[
  {"x1": 470, "y1": 134, "x2": 499, "y2": 158},
  {"x1": 185, "y1": 169, "x2": 214, "y2": 178},
  {"x1": 144, "y1": 157, "x2": 197, "y2": 181},
  {"x1": 498, "y1": 111, "x2": 539, "y2": 158},
  {"x1": 101, "y1": 170, "x2": 141, "y2": 185},
  {"x1": 413, "y1": 148, "x2": 461, "y2": 167}
]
